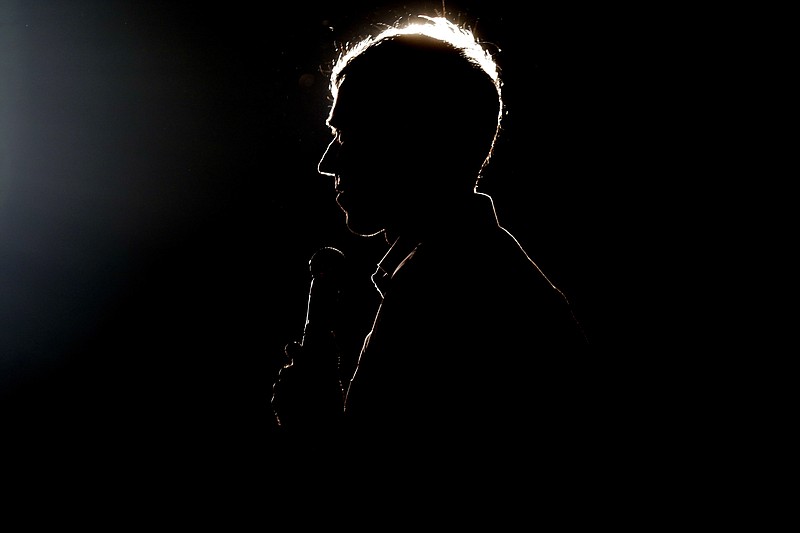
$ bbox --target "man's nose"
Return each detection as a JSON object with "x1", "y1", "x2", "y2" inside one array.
[{"x1": 317, "y1": 138, "x2": 338, "y2": 177}]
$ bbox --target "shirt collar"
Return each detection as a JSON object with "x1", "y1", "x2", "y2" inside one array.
[
  {"x1": 371, "y1": 235, "x2": 420, "y2": 298},
  {"x1": 369, "y1": 193, "x2": 500, "y2": 297}
]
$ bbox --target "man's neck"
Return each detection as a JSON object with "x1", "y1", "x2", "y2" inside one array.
[{"x1": 383, "y1": 191, "x2": 488, "y2": 244}]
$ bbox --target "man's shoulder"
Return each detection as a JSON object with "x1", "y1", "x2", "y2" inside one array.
[{"x1": 390, "y1": 227, "x2": 569, "y2": 322}]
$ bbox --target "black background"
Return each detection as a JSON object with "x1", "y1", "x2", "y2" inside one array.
[{"x1": 1, "y1": 0, "x2": 714, "y2": 451}]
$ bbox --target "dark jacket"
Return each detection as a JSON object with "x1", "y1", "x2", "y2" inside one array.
[{"x1": 342, "y1": 193, "x2": 591, "y2": 440}]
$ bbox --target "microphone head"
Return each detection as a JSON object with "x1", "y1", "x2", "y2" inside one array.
[{"x1": 309, "y1": 246, "x2": 346, "y2": 280}]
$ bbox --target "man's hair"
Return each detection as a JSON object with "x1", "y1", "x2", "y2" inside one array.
[{"x1": 327, "y1": 16, "x2": 504, "y2": 184}]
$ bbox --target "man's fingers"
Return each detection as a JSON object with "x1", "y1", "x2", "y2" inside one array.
[{"x1": 283, "y1": 341, "x2": 303, "y2": 362}]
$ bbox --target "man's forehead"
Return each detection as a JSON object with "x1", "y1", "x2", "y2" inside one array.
[{"x1": 325, "y1": 82, "x2": 361, "y2": 131}]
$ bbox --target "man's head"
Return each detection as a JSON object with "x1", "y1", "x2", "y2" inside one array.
[{"x1": 317, "y1": 16, "x2": 503, "y2": 237}]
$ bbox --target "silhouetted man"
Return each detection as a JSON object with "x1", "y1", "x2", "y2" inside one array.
[{"x1": 272, "y1": 16, "x2": 590, "y2": 443}]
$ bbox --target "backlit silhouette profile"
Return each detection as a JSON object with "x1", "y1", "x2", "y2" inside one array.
[{"x1": 271, "y1": 15, "x2": 589, "y2": 439}]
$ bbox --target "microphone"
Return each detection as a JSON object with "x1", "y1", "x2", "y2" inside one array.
[
  {"x1": 301, "y1": 246, "x2": 346, "y2": 349},
  {"x1": 273, "y1": 247, "x2": 347, "y2": 428}
]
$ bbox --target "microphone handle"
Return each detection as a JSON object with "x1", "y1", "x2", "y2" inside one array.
[
  {"x1": 300, "y1": 246, "x2": 346, "y2": 351},
  {"x1": 301, "y1": 276, "x2": 340, "y2": 347}
]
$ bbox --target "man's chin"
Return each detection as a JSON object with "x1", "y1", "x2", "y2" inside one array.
[{"x1": 345, "y1": 216, "x2": 384, "y2": 238}]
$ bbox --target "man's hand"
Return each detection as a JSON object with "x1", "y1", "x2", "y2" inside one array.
[{"x1": 271, "y1": 336, "x2": 344, "y2": 431}]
